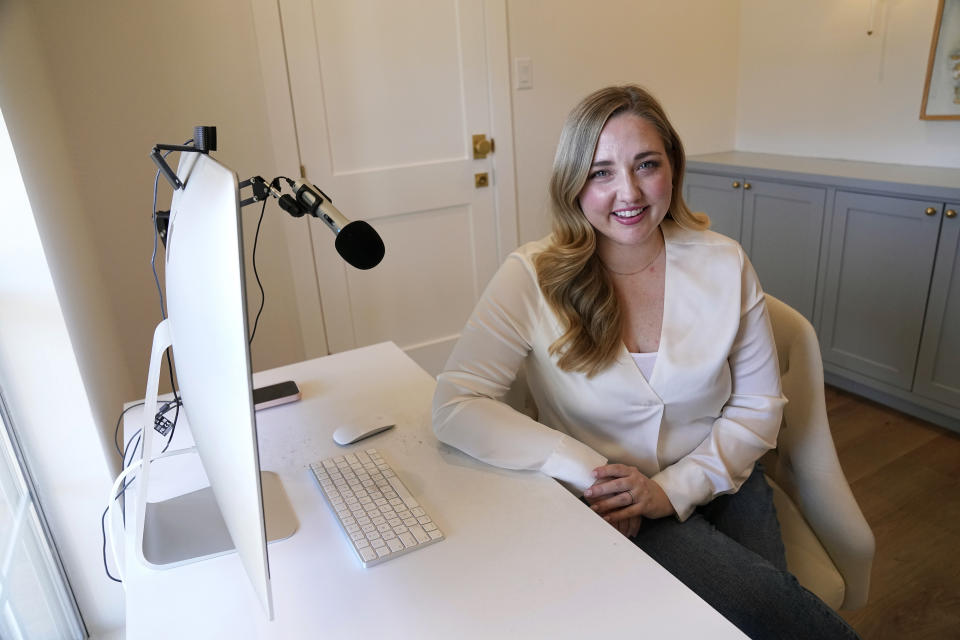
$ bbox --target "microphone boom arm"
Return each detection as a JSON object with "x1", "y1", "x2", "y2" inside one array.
[
  {"x1": 151, "y1": 125, "x2": 383, "y2": 270},
  {"x1": 238, "y1": 174, "x2": 385, "y2": 269}
]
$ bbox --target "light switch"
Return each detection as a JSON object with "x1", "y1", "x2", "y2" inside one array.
[{"x1": 515, "y1": 57, "x2": 532, "y2": 90}]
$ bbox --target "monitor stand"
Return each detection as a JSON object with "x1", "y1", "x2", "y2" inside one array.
[
  {"x1": 141, "y1": 471, "x2": 296, "y2": 567},
  {"x1": 134, "y1": 319, "x2": 298, "y2": 570}
]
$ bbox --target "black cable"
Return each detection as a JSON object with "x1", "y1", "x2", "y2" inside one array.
[
  {"x1": 248, "y1": 196, "x2": 269, "y2": 344},
  {"x1": 151, "y1": 142, "x2": 192, "y2": 450},
  {"x1": 160, "y1": 397, "x2": 181, "y2": 455},
  {"x1": 123, "y1": 430, "x2": 142, "y2": 470},
  {"x1": 103, "y1": 141, "x2": 196, "y2": 583},
  {"x1": 102, "y1": 399, "x2": 182, "y2": 583},
  {"x1": 114, "y1": 401, "x2": 144, "y2": 458},
  {"x1": 115, "y1": 398, "x2": 179, "y2": 468},
  {"x1": 101, "y1": 426, "x2": 144, "y2": 583},
  {"x1": 101, "y1": 436, "x2": 139, "y2": 583},
  {"x1": 101, "y1": 506, "x2": 122, "y2": 582},
  {"x1": 150, "y1": 140, "x2": 189, "y2": 319}
]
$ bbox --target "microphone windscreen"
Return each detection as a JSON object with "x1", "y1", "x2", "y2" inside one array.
[{"x1": 335, "y1": 221, "x2": 385, "y2": 270}]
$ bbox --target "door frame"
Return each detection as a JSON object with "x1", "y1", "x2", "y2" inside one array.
[{"x1": 249, "y1": 0, "x2": 519, "y2": 359}]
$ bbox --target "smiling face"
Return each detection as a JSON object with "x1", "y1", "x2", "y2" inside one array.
[{"x1": 577, "y1": 113, "x2": 673, "y2": 258}]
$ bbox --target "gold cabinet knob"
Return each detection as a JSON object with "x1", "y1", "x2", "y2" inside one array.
[
  {"x1": 744, "y1": 182, "x2": 752, "y2": 190},
  {"x1": 732, "y1": 181, "x2": 741, "y2": 188},
  {"x1": 925, "y1": 207, "x2": 938, "y2": 216},
  {"x1": 947, "y1": 209, "x2": 958, "y2": 219}
]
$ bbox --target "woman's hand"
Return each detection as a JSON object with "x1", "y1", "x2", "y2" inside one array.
[{"x1": 583, "y1": 464, "x2": 675, "y2": 536}]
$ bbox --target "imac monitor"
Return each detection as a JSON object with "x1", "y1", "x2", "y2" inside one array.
[{"x1": 135, "y1": 151, "x2": 296, "y2": 619}]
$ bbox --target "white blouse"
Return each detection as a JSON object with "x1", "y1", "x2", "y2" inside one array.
[{"x1": 432, "y1": 220, "x2": 786, "y2": 521}]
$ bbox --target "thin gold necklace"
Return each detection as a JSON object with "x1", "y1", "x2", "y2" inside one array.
[{"x1": 601, "y1": 241, "x2": 664, "y2": 276}]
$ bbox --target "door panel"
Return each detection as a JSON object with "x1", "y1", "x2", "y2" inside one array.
[
  {"x1": 279, "y1": 0, "x2": 504, "y2": 376},
  {"x1": 345, "y1": 205, "x2": 479, "y2": 346},
  {"x1": 316, "y1": 1, "x2": 465, "y2": 173}
]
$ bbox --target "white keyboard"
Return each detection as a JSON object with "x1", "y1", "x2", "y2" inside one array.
[{"x1": 309, "y1": 448, "x2": 444, "y2": 567}]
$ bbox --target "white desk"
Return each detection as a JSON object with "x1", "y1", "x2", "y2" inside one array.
[{"x1": 124, "y1": 342, "x2": 745, "y2": 639}]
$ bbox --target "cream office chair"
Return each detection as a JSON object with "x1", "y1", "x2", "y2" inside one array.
[
  {"x1": 504, "y1": 296, "x2": 875, "y2": 609},
  {"x1": 763, "y1": 294, "x2": 875, "y2": 610}
]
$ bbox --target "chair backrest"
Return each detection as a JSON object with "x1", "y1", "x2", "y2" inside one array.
[
  {"x1": 764, "y1": 295, "x2": 835, "y2": 497},
  {"x1": 763, "y1": 294, "x2": 874, "y2": 609}
]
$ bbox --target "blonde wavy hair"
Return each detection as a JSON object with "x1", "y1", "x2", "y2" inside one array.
[{"x1": 534, "y1": 85, "x2": 709, "y2": 376}]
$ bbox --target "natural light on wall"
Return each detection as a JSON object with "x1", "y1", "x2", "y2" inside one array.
[{"x1": 0, "y1": 106, "x2": 85, "y2": 639}]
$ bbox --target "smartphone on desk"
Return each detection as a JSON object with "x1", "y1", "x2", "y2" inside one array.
[{"x1": 253, "y1": 380, "x2": 301, "y2": 411}]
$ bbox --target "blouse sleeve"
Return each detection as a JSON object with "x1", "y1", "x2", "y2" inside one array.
[
  {"x1": 432, "y1": 253, "x2": 608, "y2": 494},
  {"x1": 651, "y1": 249, "x2": 786, "y2": 521}
]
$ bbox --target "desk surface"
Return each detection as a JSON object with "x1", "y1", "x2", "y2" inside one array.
[{"x1": 124, "y1": 342, "x2": 745, "y2": 639}]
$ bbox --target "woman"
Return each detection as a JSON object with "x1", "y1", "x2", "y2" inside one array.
[{"x1": 432, "y1": 85, "x2": 858, "y2": 639}]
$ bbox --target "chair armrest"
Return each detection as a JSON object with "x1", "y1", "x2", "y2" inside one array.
[
  {"x1": 778, "y1": 450, "x2": 875, "y2": 609},
  {"x1": 774, "y1": 324, "x2": 875, "y2": 610}
]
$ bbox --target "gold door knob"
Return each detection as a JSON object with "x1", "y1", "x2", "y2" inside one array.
[
  {"x1": 744, "y1": 182, "x2": 752, "y2": 190},
  {"x1": 947, "y1": 209, "x2": 958, "y2": 219},
  {"x1": 925, "y1": 207, "x2": 938, "y2": 216},
  {"x1": 732, "y1": 181, "x2": 741, "y2": 188},
  {"x1": 473, "y1": 134, "x2": 495, "y2": 159}
]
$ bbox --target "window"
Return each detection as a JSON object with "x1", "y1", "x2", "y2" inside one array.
[
  {"x1": 0, "y1": 105, "x2": 85, "y2": 640},
  {"x1": 0, "y1": 390, "x2": 85, "y2": 639}
]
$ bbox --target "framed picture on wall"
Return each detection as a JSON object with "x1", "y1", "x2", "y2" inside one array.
[{"x1": 921, "y1": 0, "x2": 960, "y2": 119}]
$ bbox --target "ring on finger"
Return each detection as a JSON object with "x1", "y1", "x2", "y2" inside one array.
[{"x1": 625, "y1": 488, "x2": 636, "y2": 505}]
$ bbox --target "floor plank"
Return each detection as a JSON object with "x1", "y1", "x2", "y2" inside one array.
[{"x1": 826, "y1": 386, "x2": 960, "y2": 639}]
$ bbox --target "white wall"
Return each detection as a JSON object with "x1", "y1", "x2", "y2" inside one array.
[
  {"x1": 25, "y1": 0, "x2": 308, "y2": 402},
  {"x1": 737, "y1": 0, "x2": 960, "y2": 168},
  {"x1": 0, "y1": 1, "x2": 310, "y2": 635},
  {"x1": 506, "y1": 0, "x2": 742, "y2": 243},
  {"x1": 0, "y1": 114, "x2": 122, "y2": 636},
  {"x1": 0, "y1": 1, "x2": 129, "y2": 634},
  {"x1": 0, "y1": 4, "x2": 133, "y2": 477}
]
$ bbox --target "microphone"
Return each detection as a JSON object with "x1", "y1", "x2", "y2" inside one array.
[{"x1": 289, "y1": 179, "x2": 385, "y2": 270}]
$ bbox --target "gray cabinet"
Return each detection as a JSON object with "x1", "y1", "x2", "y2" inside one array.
[
  {"x1": 914, "y1": 204, "x2": 960, "y2": 407},
  {"x1": 741, "y1": 182, "x2": 825, "y2": 324},
  {"x1": 819, "y1": 192, "x2": 942, "y2": 390},
  {"x1": 683, "y1": 172, "x2": 744, "y2": 241},
  {"x1": 684, "y1": 173, "x2": 825, "y2": 323},
  {"x1": 686, "y1": 152, "x2": 960, "y2": 433}
]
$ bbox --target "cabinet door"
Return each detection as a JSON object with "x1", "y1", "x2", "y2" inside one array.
[
  {"x1": 914, "y1": 204, "x2": 960, "y2": 408},
  {"x1": 741, "y1": 181, "x2": 825, "y2": 323},
  {"x1": 683, "y1": 172, "x2": 743, "y2": 241},
  {"x1": 820, "y1": 192, "x2": 942, "y2": 389}
]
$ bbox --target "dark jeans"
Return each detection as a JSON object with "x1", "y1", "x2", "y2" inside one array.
[{"x1": 632, "y1": 465, "x2": 860, "y2": 639}]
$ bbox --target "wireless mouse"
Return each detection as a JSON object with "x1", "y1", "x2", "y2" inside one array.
[{"x1": 332, "y1": 418, "x2": 395, "y2": 445}]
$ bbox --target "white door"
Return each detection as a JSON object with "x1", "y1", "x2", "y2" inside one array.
[{"x1": 269, "y1": 0, "x2": 517, "y2": 376}]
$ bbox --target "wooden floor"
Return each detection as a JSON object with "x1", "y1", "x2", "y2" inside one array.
[{"x1": 825, "y1": 386, "x2": 960, "y2": 639}]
